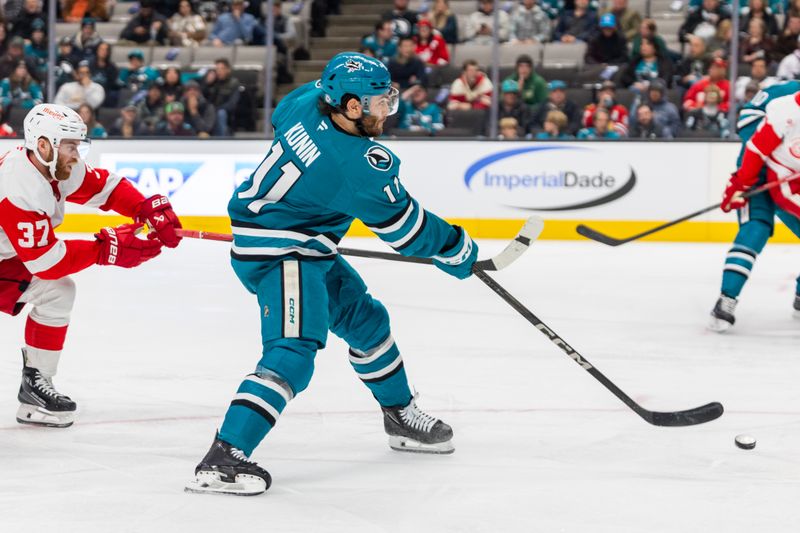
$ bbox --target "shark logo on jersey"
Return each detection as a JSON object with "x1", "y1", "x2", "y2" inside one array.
[
  {"x1": 365, "y1": 146, "x2": 393, "y2": 171},
  {"x1": 344, "y1": 59, "x2": 363, "y2": 73}
]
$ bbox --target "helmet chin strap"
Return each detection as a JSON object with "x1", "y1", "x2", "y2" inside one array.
[{"x1": 32, "y1": 139, "x2": 59, "y2": 181}]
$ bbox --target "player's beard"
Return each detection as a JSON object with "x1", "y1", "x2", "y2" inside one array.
[
  {"x1": 360, "y1": 115, "x2": 385, "y2": 137},
  {"x1": 54, "y1": 155, "x2": 77, "y2": 181}
]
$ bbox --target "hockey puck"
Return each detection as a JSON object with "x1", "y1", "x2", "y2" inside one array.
[{"x1": 735, "y1": 434, "x2": 756, "y2": 450}]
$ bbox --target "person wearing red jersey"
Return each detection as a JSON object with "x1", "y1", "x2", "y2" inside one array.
[
  {"x1": 414, "y1": 19, "x2": 450, "y2": 66},
  {"x1": 0, "y1": 104, "x2": 183, "y2": 427},
  {"x1": 682, "y1": 57, "x2": 731, "y2": 113}
]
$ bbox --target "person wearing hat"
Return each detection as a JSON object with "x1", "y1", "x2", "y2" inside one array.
[
  {"x1": 118, "y1": 49, "x2": 160, "y2": 91},
  {"x1": 510, "y1": 0, "x2": 551, "y2": 43},
  {"x1": 398, "y1": 82, "x2": 444, "y2": 133},
  {"x1": 499, "y1": 78, "x2": 531, "y2": 133},
  {"x1": 70, "y1": 17, "x2": 102, "y2": 61},
  {"x1": 155, "y1": 101, "x2": 197, "y2": 137},
  {"x1": 0, "y1": 60, "x2": 43, "y2": 110},
  {"x1": 0, "y1": 36, "x2": 40, "y2": 82},
  {"x1": 582, "y1": 80, "x2": 629, "y2": 136},
  {"x1": 531, "y1": 80, "x2": 581, "y2": 134},
  {"x1": 109, "y1": 104, "x2": 149, "y2": 138},
  {"x1": 554, "y1": 0, "x2": 598, "y2": 43},
  {"x1": 636, "y1": 78, "x2": 681, "y2": 137},
  {"x1": 602, "y1": 0, "x2": 642, "y2": 41},
  {"x1": 180, "y1": 80, "x2": 218, "y2": 137},
  {"x1": 414, "y1": 19, "x2": 450, "y2": 66},
  {"x1": 683, "y1": 56, "x2": 730, "y2": 112},
  {"x1": 586, "y1": 13, "x2": 629, "y2": 65},
  {"x1": 23, "y1": 18, "x2": 47, "y2": 81},
  {"x1": 53, "y1": 59, "x2": 105, "y2": 111},
  {"x1": 120, "y1": 0, "x2": 169, "y2": 44},
  {"x1": 502, "y1": 54, "x2": 547, "y2": 107},
  {"x1": 467, "y1": 0, "x2": 511, "y2": 44},
  {"x1": 210, "y1": 0, "x2": 258, "y2": 46}
]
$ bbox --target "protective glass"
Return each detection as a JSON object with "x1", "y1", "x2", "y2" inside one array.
[
  {"x1": 58, "y1": 138, "x2": 91, "y2": 160},
  {"x1": 365, "y1": 87, "x2": 400, "y2": 117}
]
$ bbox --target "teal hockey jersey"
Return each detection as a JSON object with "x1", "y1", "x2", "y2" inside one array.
[
  {"x1": 228, "y1": 82, "x2": 458, "y2": 263},
  {"x1": 737, "y1": 81, "x2": 800, "y2": 149}
]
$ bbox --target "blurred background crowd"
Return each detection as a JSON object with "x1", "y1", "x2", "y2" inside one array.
[{"x1": 0, "y1": 0, "x2": 793, "y2": 139}]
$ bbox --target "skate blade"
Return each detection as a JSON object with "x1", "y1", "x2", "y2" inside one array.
[
  {"x1": 389, "y1": 435, "x2": 454, "y2": 455},
  {"x1": 16, "y1": 404, "x2": 74, "y2": 428},
  {"x1": 707, "y1": 316, "x2": 733, "y2": 333},
  {"x1": 184, "y1": 471, "x2": 266, "y2": 496}
]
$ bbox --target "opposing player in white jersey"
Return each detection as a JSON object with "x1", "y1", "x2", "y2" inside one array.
[
  {"x1": 714, "y1": 88, "x2": 800, "y2": 329},
  {"x1": 0, "y1": 104, "x2": 183, "y2": 427}
]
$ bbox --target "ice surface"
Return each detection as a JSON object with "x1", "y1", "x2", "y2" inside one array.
[{"x1": 1, "y1": 237, "x2": 799, "y2": 532}]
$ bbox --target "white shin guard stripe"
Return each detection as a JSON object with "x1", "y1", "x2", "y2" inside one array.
[
  {"x1": 357, "y1": 354, "x2": 403, "y2": 380},
  {"x1": 233, "y1": 392, "x2": 281, "y2": 421},
  {"x1": 349, "y1": 335, "x2": 395, "y2": 364},
  {"x1": 724, "y1": 264, "x2": 752, "y2": 277},
  {"x1": 726, "y1": 251, "x2": 756, "y2": 263},
  {"x1": 245, "y1": 375, "x2": 292, "y2": 403}
]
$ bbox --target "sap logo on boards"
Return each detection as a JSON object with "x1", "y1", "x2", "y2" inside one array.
[
  {"x1": 463, "y1": 145, "x2": 636, "y2": 211},
  {"x1": 115, "y1": 161, "x2": 202, "y2": 198}
]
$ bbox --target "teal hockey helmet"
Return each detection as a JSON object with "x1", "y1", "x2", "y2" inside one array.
[{"x1": 318, "y1": 52, "x2": 399, "y2": 116}]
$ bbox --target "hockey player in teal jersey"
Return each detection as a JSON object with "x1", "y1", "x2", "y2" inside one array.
[
  {"x1": 186, "y1": 52, "x2": 479, "y2": 496},
  {"x1": 709, "y1": 80, "x2": 800, "y2": 331}
]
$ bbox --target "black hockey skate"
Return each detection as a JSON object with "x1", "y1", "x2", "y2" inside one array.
[
  {"x1": 708, "y1": 294, "x2": 738, "y2": 333},
  {"x1": 382, "y1": 396, "x2": 454, "y2": 454},
  {"x1": 185, "y1": 435, "x2": 271, "y2": 496},
  {"x1": 17, "y1": 350, "x2": 76, "y2": 428}
]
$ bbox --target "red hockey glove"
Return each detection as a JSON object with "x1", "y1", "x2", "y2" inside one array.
[
  {"x1": 136, "y1": 195, "x2": 183, "y2": 248},
  {"x1": 96, "y1": 223, "x2": 163, "y2": 268},
  {"x1": 721, "y1": 172, "x2": 749, "y2": 213}
]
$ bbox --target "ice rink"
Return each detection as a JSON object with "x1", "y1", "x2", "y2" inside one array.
[{"x1": 1, "y1": 235, "x2": 799, "y2": 532}]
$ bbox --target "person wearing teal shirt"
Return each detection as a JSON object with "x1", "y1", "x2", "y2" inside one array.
[{"x1": 577, "y1": 108, "x2": 622, "y2": 138}]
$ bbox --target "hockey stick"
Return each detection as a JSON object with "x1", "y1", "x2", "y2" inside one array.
[
  {"x1": 576, "y1": 172, "x2": 800, "y2": 246},
  {"x1": 472, "y1": 268, "x2": 723, "y2": 427},
  {"x1": 175, "y1": 215, "x2": 545, "y2": 273}
]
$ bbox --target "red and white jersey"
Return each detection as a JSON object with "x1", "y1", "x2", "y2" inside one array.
[
  {"x1": 738, "y1": 92, "x2": 800, "y2": 218},
  {"x1": 0, "y1": 146, "x2": 145, "y2": 279}
]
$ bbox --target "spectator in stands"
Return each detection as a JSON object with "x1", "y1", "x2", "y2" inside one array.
[
  {"x1": 498, "y1": 117, "x2": 521, "y2": 139},
  {"x1": 428, "y1": 0, "x2": 458, "y2": 44},
  {"x1": 510, "y1": 0, "x2": 551, "y2": 43},
  {"x1": 787, "y1": 0, "x2": 800, "y2": 20},
  {"x1": 706, "y1": 18, "x2": 732, "y2": 59},
  {"x1": 0, "y1": 36, "x2": 38, "y2": 82},
  {"x1": 181, "y1": 80, "x2": 217, "y2": 137},
  {"x1": 169, "y1": 0, "x2": 208, "y2": 46},
  {"x1": 531, "y1": 79, "x2": 581, "y2": 134},
  {"x1": 630, "y1": 18, "x2": 666, "y2": 58},
  {"x1": 676, "y1": 34, "x2": 711, "y2": 89},
  {"x1": 162, "y1": 66, "x2": 184, "y2": 102},
  {"x1": 118, "y1": 49, "x2": 160, "y2": 92},
  {"x1": 619, "y1": 36, "x2": 673, "y2": 90},
  {"x1": 109, "y1": 104, "x2": 149, "y2": 137},
  {"x1": 120, "y1": 0, "x2": 169, "y2": 44},
  {"x1": 776, "y1": 17, "x2": 800, "y2": 58},
  {"x1": 398, "y1": 83, "x2": 444, "y2": 133},
  {"x1": 136, "y1": 81, "x2": 166, "y2": 132},
  {"x1": 741, "y1": 0, "x2": 778, "y2": 37},
  {"x1": 734, "y1": 57, "x2": 776, "y2": 101},
  {"x1": 0, "y1": 60, "x2": 42, "y2": 110},
  {"x1": 0, "y1": 105, "x2": 17, "y2": 137},
  {"x1": 9, "y1": 0, "x2": 42, "y2": 40},
  {"x1": 629, "y1": 104, "x2": 668, "y2": 138},
  {"x1": 640, "y1": 79, "x2": 681, "y2": 137},
  {"x1": 154, "y1": 0, "x2": 182, "y2": 18},
  {"x1": 740, "y1": 18, "x2": 774, "y2": 64},
  {"x1": 684, "y1": 85, "x2": 729, "y2": 137},
  {"x1": 70, "y1": 17, "x2": 102, "y2": 61},
  {"x1": 586, "y1": 13, "x2": 629, "y2": 65},
  {"x1": 210, "y1": 0, "x2": 257, "y2": 45},
  {"x1": 602, "y1": 0, "x2": 641, "y2": 41},
  {"x1": 497, "y1": 79, "x2": 530, "y2": 131},
  {"x1": 54, "y1": 37, "x2": 81, "y2": 88},
  {"x1": 534, "y1": 110, "x2": 573, "y2": 139},
  {"x1": 467, "y1": 0, "x2": 511, "y2": 43},
  {"x1": 362, "y1": 20, "x2": 398, "y2": 64},
  {"x1": 448, "y1": 59, "x2": 493, "y2": 110},
  {"x1": 383, "y1": 0, "x2": 418, "y2": 39},
  {"x1": 61, "y1": 0, "x2": 111, "y2": 23},
  {"x1": 77, "y1": 103, "x2": 107, "y2": 138},
  {"x1": 154, "y1": 101, "x2": 197, "y2": 136},
  {"x1": 503, "y1": 54, "x2": 547, "y2": 108},
  {"x1": 90, "y1": 41, "x2": 120, "y2": 107},
  {"x1": 0, "y1": 24, "x2": 8, "y2": 59},
  {"x1": 577, "y1": 108, "x2": 621, "y2": 139},
  {"x1": 54, "y1": 60, "x2": 105, "y2": 110},
  {"x1": 202, "y1": 58, "x2": 242, "y2": 136},
  {"x1": 778, "y1": 38, "x2": 800, "y2": 79},
  {"x1": 415, "y1": 19, "x2": 449, "y2": 66},
  {"x1": 388, "y1": 37, "x2": 427, "y2": 89},
  {"x1": 553, "y1": 0, "x2": 597, "y2": 43},
  {"x1": 582, "y1": 80, "x2": 628, "y2": 135},
  {"x1": 24, "y1": 18, "x2": 46, "y2": 81},
  {"x1": 679, "y1": 0, "x2": 729, "y2": 44},
  {"x1": 683, "y1": 57, "x2": 730, "y2": 112}
]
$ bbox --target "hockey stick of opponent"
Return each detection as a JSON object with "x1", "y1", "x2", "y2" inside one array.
[
  {"x1": 176, "y1": 215, "x2": 545, "y2": 272},
  {"x1": 576, "y1": 172, "x2": 800, "y2": 247}
]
